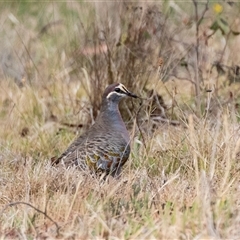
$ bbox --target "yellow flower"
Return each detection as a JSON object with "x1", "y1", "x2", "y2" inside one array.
[{"x1": 213, "y1": 3, "x2": 223, "y2": 14}]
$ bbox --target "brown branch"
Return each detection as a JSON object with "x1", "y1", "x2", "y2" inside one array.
[
  {"x1": 134, "y1": 98, "x2": 147, "y2": 150},
  {"x1": 38, "y1": 20, "x2": 63, "y2": 37},
  {"x1": 151, "y1": 116, "x2": 180, "y2": 126},
  {"x1": 192, "y1": 0, "x2": 209, "y2": 113},
  {"x1": 197, "y1": 0, "x2": 209, "y2": 26},
  {"x1": 0, "y1": 201, "x2": 60, "y2": 236}
]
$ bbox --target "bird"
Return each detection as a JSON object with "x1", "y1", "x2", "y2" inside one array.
[{"x1": 55, "y1": 83, "x2": 139, "y2": 177}]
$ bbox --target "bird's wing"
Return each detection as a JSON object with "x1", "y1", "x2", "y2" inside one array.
[
  {"x1": 55, "y1": 131, "x2": 89, "y2": 166},
  {"x1": 56, "y1": 131, "x2": 130, "y2": 174},
  {"x1": 85, "y1": 138, "x2": 130, "y2": 173}
]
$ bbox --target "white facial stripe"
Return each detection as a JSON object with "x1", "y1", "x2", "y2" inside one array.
[
  {"x1": 106, "y1": 91, "x2": 121, "y2": 99},
  {"x1": 106, "y1": 84, "x2": 130, "y2": 99},
  {"x1": 117, "y1": 84, "x2": 130, "y2": 94}
]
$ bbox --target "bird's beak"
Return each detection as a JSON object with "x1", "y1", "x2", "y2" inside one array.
[
  {"x1": 127, "y1": 91, "x2": 138, "y2": 98},
  {"x1": 119, "y1": 84, "x2": 139, "y2": 98}
]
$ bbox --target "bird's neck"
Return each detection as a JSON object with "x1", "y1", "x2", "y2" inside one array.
[
  {"x1": 98, "y1": 101, "x2": 123, "y2": 124},
  {"x1": 98, "y1": 101, "x2": 129, "y2": 134}
]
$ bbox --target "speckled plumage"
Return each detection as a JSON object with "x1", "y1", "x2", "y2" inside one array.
[{"x1": 57, "y1": 83, "x2": 138, "y2": 177}]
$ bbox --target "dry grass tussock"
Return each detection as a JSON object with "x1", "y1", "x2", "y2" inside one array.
[{"x1": 0, "y1": 79, "x2": 240, "y2": 239}]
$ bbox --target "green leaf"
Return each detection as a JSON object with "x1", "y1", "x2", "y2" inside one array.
[
  {"x1": 210, "y1": 20, "x2": 219, "y2": 32},
  {"x1": 210, "y1": 18, "x2": 229, "y2": 35},
  {"x1": 220, "y1": 17, "x2": 228, "y2": 26}
]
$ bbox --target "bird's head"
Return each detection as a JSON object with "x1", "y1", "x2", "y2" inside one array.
[{"x1": 103, "y1": 83, "x2": 138, "y2": 104}]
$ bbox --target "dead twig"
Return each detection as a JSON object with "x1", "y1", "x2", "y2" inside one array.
[
  {"x1": 134, "y1": 97, "x2": 147, "y2": 150},
  {"x1": 38, "y1": 20, "x2": 63, "y2": 37},
  {"x1": 192, "y1": 0, "x2": 209, "y2": 113},
  {"x1": 0, "y1": 201, "x2": 60, "y2": 236}
]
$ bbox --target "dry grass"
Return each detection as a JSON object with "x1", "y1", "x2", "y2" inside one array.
[
  {"x1": 0, "y1": 78, "x2": 239, "y2": 239},
  {"x1": 1, "y1": 1, "x2": 240, "y2": 239}
]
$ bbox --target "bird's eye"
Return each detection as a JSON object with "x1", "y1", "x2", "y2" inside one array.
[{"x1": 115, "y1": 88, "x2": 122, "y2": 93}]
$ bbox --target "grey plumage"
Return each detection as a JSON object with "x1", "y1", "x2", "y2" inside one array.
[{"x1": 56, "y1": 83, "x2": 138, "y2": 177}]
